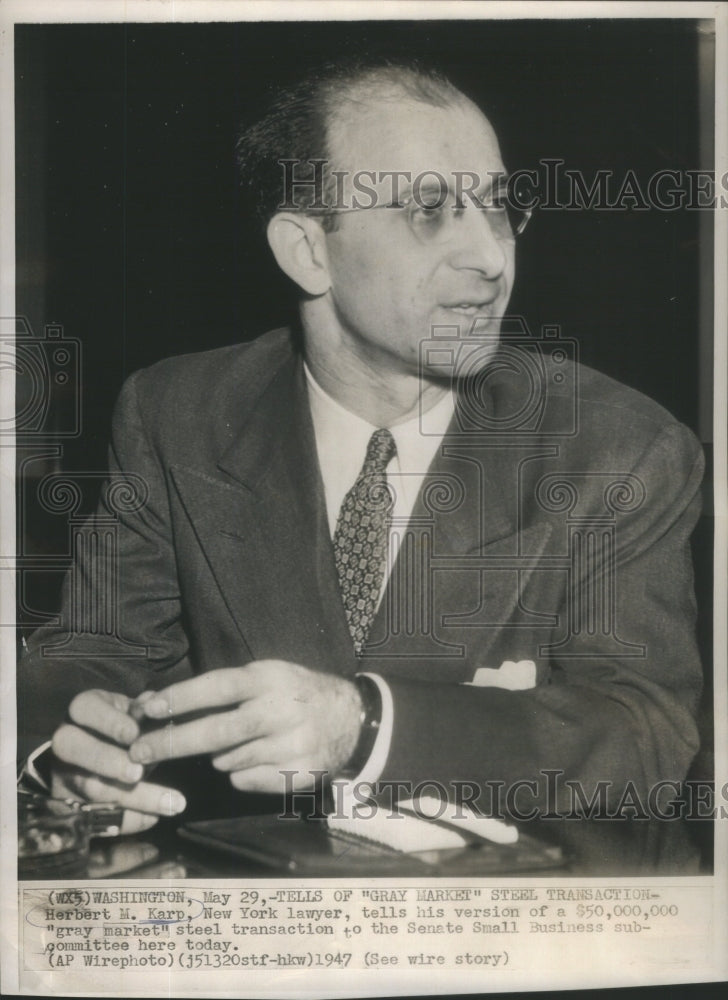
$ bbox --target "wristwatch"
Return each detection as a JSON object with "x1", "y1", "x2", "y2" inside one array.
[{"x1": 339, "y1": 674, "x2": 382, "y2": 779}]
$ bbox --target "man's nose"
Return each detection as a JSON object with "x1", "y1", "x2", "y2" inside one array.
[{"x1": 447, "y1": 205, "x2": 509, "y2": 278}]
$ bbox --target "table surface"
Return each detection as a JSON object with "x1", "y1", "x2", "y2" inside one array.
[{"x1": 19, "y1": 811, "x2": 711, "y2": 881}]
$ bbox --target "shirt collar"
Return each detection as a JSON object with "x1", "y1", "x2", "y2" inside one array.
[
  {"x1": 304, "y1": 362, "x2": 456, "y2": 531},
  {"x1": 304, "y1": 362, "x2": 455, "y2": 469}
]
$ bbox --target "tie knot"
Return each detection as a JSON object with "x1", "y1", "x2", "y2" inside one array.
[{"x1": 363, "y1": 428, "x2": 397, "y2": 475}]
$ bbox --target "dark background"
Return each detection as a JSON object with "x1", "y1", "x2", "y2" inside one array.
[
  {"x1": 14, "y1": 19, "x2": 715, "y2": 794},
  {"x1": 16, "y1": 19, "x2": 714, "y2": 461}
]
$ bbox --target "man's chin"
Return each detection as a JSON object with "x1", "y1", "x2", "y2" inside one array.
[
  {"x1": 419, "y1": 324, "x2": 502, "y2": 385},
  {"x1": 455, "y1": 341, "x2": 502, "y2": 381}
]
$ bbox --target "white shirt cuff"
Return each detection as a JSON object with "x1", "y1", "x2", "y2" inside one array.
[{"x1": 20, "y1": 741, "x2": 52, "y2": 791}]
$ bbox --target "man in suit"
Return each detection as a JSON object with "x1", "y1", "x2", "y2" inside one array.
[{"x1": 19, "y1": 62, "x2": 704, "y2": 839}]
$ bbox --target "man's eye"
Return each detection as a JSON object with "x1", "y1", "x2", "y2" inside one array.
[
  {"x1": 410, "y1": 202, "x2": 448, "y2": 224},
  {"x1": 415, "y1": 201, "x2": 446, "y2": 214}
]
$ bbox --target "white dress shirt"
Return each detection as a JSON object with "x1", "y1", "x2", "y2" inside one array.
[{"x1": 304, "y1": 364, "x2": 456, "y2": 786}]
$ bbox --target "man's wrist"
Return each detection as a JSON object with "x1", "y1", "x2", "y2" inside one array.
[{"x1": 338, "y1": 675, "x2": 382, "y2": 779}]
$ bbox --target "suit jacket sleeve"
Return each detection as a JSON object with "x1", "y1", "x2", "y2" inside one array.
[
  {"x1": 17, "y1": 371, "x2": 194, "y2": 759},
  {"x1": 378, "y1": 421, "x2": 705, "y2": 811}
]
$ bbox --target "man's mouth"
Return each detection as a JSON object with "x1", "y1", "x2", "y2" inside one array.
[{"x1": 443, "y1": 301, "x2": 495, "y2": 316}]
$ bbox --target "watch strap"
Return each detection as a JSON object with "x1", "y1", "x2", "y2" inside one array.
[{"x1": 339, "y1": 674, "x2": 382, "y2": 779}]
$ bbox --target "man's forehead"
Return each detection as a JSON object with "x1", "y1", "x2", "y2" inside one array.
[{"x1": 329, "y1": 96, "x2": 504, "y2": 180}]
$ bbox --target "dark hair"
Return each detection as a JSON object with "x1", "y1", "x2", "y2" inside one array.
[{"x1": 235, "y1": 58, "x2": 468, "y2": 231}]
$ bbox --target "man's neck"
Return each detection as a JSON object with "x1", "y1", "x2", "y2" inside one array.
[{"x1": 301, "y1": 321, "x2": 449, "y2": 428}]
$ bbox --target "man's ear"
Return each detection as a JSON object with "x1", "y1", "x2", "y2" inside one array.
[{"x1": 266, "y1": 212, "x2": 331, "y2": 296}]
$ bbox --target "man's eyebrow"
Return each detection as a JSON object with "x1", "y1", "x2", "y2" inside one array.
[
  {"x1": 382, "y1": 178, "x2": 448, "y2": 207},
  {"x1": 400, "y1": 178, "x2": 447, "y2": 197},
  {"x1": 447, "y1": 172, "x2": 510, "y2": 194},
  {"x1": 385, "y1": 171, "x2": 511, "y2": 204},
  {"x1": 468, "y1": 172, "x2": 511, "y2": 201}
]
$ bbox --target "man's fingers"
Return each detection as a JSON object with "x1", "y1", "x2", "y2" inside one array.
[
  {"x1": 53, "y1": 725, "x2": 144, "y2": 784},
  {"x1": 62, "y1": 769, "x2": 186, "y2": 818},
  {"x1": 68, "y1": 689, "x2": 139, "y2": 745},
  {"x1": 138, "y1": 663, "x2": 283, "y2": 721},
  {"x1": 229, "y1": 764, "x2": 301, "y2": 794},
  {"x1": 128, "y1": 701, "x2": 271, "y2": 765},
  {"x1": 93, "y1": 810, "x2": 158, "y2": 840},
  {"x1": 117, "y1": 811, "x2": 161, "y2": 837},
  {"x1": 212, "y1": 731, "x2": 304, "y2": 772}
]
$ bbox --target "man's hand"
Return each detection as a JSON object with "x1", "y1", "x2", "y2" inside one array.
[
  {"x1": 51, "y1": 689, "x2": 187, "y2": 835},
  {"x1": 128, "y1": 661, "x2": 363, "y2": 793}
]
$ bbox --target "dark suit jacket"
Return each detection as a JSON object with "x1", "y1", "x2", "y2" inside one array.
[{"x1": 19, "y1": 327, "x2": 705, "y2": 817}]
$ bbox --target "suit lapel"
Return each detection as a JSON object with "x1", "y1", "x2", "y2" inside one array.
[
  {"x1": 170, "y1": 340, "x2": 552, "y2": 679},
  {"x1": 364, "y1": 408, "x2": 552, "y2": 673},
  {"x1": 171, "y1": 351, "x2": 356, "y2": 676}
]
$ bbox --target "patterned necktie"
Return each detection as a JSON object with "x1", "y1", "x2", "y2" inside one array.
[{"x1": 333, "y1": 428, "x2": 397, "y2": 656}]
